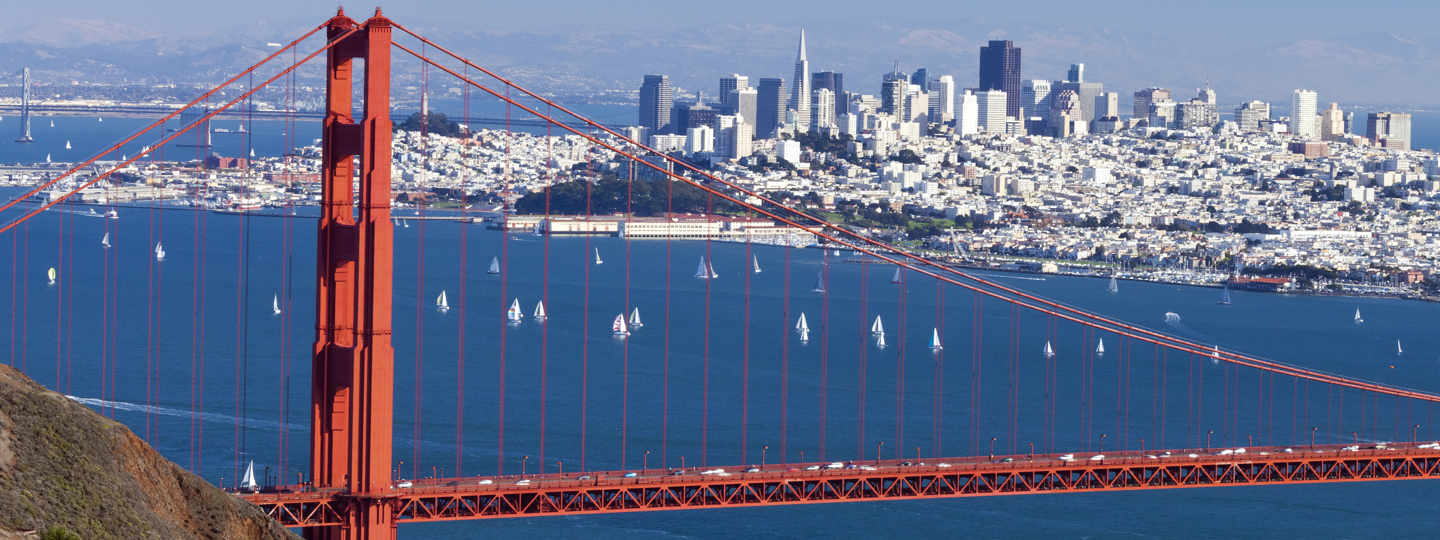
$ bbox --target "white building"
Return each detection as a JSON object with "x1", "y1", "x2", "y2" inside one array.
[
  {"x1": 976, "y1": 89, "x2": 1008, "y2": 133},
  {"x1": 811, "y1": 88, "x2": 836, "y2": 129},
  {"x1": 1021, "y1": 80, "x2": 1052, "y2": 121},
  {"x1": 928, "y1": 75, "x2": 955, "y2": 123},
  {"x1": 1291, "y1": 90, "x2": 1318, "y2": 139},
  {"x1": 649, "y1": 134, "x2": 687, "y2": 153},
  {"x1": 778, "y1": 139, "x2": 802, "y2": 163},
  {"x1": 956, "y1": 90, "x2": 979, "y2": 135},
  {"x1": 684, "y1": 126, "x2": 714, "y2": 156}
]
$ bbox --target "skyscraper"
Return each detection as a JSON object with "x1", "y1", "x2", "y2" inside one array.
[
  {"x1": 881, "y1": 73, "x2": 908, "y2": 119},
  {"x1": 790, "y1": 31, "x2": 811, "y2": 132},
  {"x1": 1367, "y1": 112, "x2": 1412, "y2": 150},
  {"x1": 956, "y1": 89, "x2": 979, "y2": 135},
  {"x1": 719, "y1": 74, "x2": 748, "y2": 108},
  {"x1": 811, "y1": 88, "x2": 836, "y2": 129},
  {"x1": 1235, "y1": 101, "x2": 1270, "y2": 131},
  {"x1": 729, "y1": 87, "x2": 758, "y2": 127},
  {"x1": 1133, "y1": 88, "x2": 1170, "y2": 122},
  {"x1": 812, "y1": 71, "x2": 843, "y2": 103},
  {"x1": 929, "y1": 75, "x2": 955, "y2": 123},
  {"x1": 976, "y1": 89, "x2": 1008, "y2": 133},
  {"x1": 910, "y1": 68, "x2": 930, "y2": 88},
  {"x1": 1319, "y1": 103, "x2": 1345, "y2": 141},
  {"x1": 757, "y1": 78, "x2": 787, "y2": 139},
  {"x1": 1094, "y1": 92, "x2": 1119, "y2": 118},
  {"x1": 979, "y1": 41, "x2": 1022, "y2": 118},
  {"x1": 1066, "y1": 63, "x2": 1084, "y2": 83},
  {"x1": 15, "y1": 68, "x2": 32, "y2": 143},
  {"x1": 639, "y1": 75, "x2": 673, "y2": 135},
  {"x1": 1290, "y1": 90, "x2": 1318, "y2": 139},
  {"x1": 1198, "y1": 84, "x2": 1217, "y2": 105}
]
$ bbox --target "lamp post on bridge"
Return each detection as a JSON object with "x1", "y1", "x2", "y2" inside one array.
[
  {"x1": 1207, "y1": 431, "x2": 1213, "y2": 451},
  {"x1": 1246, "y1": 435, "x2": 1252, "y2": 449},
  {"x1": 762, "y1": 446, "x2": 767, "y2": 468},
  {"x1": 1029, "y1": 442, "x2": 1034, "y2": 458},
  {"x1": 432, "y1": 466, "x2": 437, "y2": 480},
  {"x1": 990, "y1": 438, "x2": 996, "y2": 459},
  {"x1": 1139, "y1": 439, "x2": 1144, "y2": 455},
  {"x1": 916, "y1": 446, "x2": 921, "y2": 462},
  {"x1": 1353, "y1": 432, "x2": 1358, "y2": 446},
  {"x1": 1415, "y1": 425, "x2": 1420, "y2": 444},
  {"x1": 1312, "y1": 427, "x2": 1318, "y2": 449},
  {"x1": 644, "y1": 451, "x2": 650, "y2": 475},
  {"x1": 522, "y1": 456, "x2": 528, "y2": 477},
  {"x1": 877, "y1": 442, "x2": 883, "y2": 464},
  {"x1": 1100, "y1": 434, "x2": 1106, "y2": 453}
]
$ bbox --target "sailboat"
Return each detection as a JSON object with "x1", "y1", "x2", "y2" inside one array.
[
  {"x1": 694, "y1": 256, "x2": 718, "y2": 279},
  {"x1": 532, "y1": 221, "x2": 543, "y2": 236},
  {"x1": 65, "y1": 140, "x2": 71, "y2": 149},
  {"x1": 154, "y1": 241, "x2": 165, "y2": 261},
  {"x1": 1398, "y1": 340, "x2": 1403, "y2": 355},
  {"x1": 507, "y1": 298, "x2": 523, "y2": 322},
  {"x1": 47, "y1": 268, "x2": 55, "y2": 285},
  {"x1": 98, "y1": 117, "x2": 103, "y2": 122},
  {"x1": 871, "y1": 315, "x2": 885, "y2": 335},
  {"x1": 1096, "y1": 338, "x2": 1105, "y2": 355},
  {"x1": 612, "y1": 313, "x2": 629, "y2": 336},
  {"x1": 595, "y1": 248, "x2": 603, "y2": 265},
  {"x1": 876, "y1": 333, "x2": 887, "y2": 349},
  {"x1": 240, "y1": 460, "x2": 258, "y2": 491},
  {"x1": 273, "y1": 295, "x2": 281, "y2": 315},
  {"x1": 1107, "y1": 274, "x2": 1119, "y2": 293},
  {"x1": 929, "y1": 328, "x2": 943, "y2": 350},
  {"x1": 437, "y1": 290, "x2": 449, "y2": 312},
  {"x1": 403, "y1": 220, "x2": 409, "y2": 228},
  {"x1": 488, "y1": 256, "x2": 500, "y2": 275},
  {"x1": 891, "y1": 267, "x2": 902, "y2": 284},
  {"x1": 811, "y1": 273, "x2": 825, "y2": 293},
  {"x1": 629, "y1": 307, "x2": 643, "y2": 328},
  {"x1": 533, "y1": 301, "x2": 547, "y2": 321},
  {"x1": 1218, "y1": 284, "x2": 1232, "y2": 305},
  {"x1": 797, "y1": 313, "x2": 810, "y2": 342},
  {"x1": 753, "y1": 254, "x2": 761, "y2": 274},
  {"x1": 1354, "y1": 308, "x2": 1363, "y2": 324},
  {"x1": 101, "y1": 233, "x2": 110, "y2": 248},
  {"x1": 1044, "y1": 341, "x2": 1055, "y2": 357},
  {"x1": 1212, "y1": 345, "x2": 1221, "y2": 360},
  {"x1": 49, "y1": 119, "x2": 53, "y2": 128}
]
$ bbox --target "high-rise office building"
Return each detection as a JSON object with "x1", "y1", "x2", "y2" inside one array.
[
  {"x1": 790, "y1": 31, "x2": 811, "y2": 131},
  {"x1": 1367, "y1": 111, "x2": 1412, "y2": 150},
  {"x1": 685, "y1": 125, "x2": 714, "y2": 156},
  {"x1": 729, "y1": 87, "x2": 758, "y2": 126},
  {"x1": 1021, "y1": 80, "x2": 1052, "y2": 122},
  {"x1": 976, "y1": 89, "x2": 1008, "y2": 133},
  {"x1": 1056, "y1": 80, "x2": 1104, "y2": 123},
  {"x1": 1066, "y1": 63, "x2": 1084, "y2": 83},
  {"x1": 812, "y1": 71, "x2": 843, "y2": 103},
  {"x1": 956, "y1": 89, "x2": 979, "y2": 135},
  {"x1": 881, "y1": 75, "x2": 908, "y2": 119},
  {"x1": 639, "y1": 75, "x2": 673, "y2": 134},
  {"x1": 1149, "y1": 100, "x2": 1176, "y2": 129},
  {"x1": 1174, "y1": 100, "x2": 1218, "y2": 129},
  {"x1": 1235, "y1": 101, "x2": 1270, "y2": 131},
  {"x1": 1133, "y1": 88, "x2": 1170, "y2": 122},
  {"x1": 1319, "y1": 103, "x2": 1345, "y2": 141},
  {"x1": 1290, "y1": 90, "x2": 1318, "y2": 139},
  {"x1": 904, "y1": 85, "x2": 929, "y2": 123},
  {"x1": 811, "y1": 89, "x2": 836, "y2": 129},
  {"x1": 1198, "y1": 84, "x2": 1217, "y2": 105},
  {"x1": 1094, "y1": 92, "x2": 1119, "y2": 119},
  {"x1": 910, "y1": 68, "x2": 930, "y2": 88},
  {"x1": 979, "y1": 40, "x2": 1022, "y2": 118},
  {"x1": 756, "y1": 78, "x2": 787, "y2": 139},
  {"x1": 719, "y1": 74, "x2": 748, "y2": 108},
  {"x1": 929, "y1": 75, "x2": 955, "y2": 123},
  {"x1": 1049, "y1": 89, "x2": 1085, "y2": 138}
]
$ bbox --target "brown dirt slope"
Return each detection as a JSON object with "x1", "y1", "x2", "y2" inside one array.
[{"x1": 0, "y1": 364, "x2": 298, "y2": 540}]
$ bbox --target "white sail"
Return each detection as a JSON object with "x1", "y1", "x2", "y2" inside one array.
[
  {"x1": 629, "y1": 307, "x2": 643, "y2": 327},
  {"x1": 532, "y1": 221, "x2": 543, "y2": 236},
  {"x1": 871, "y1": 315, "x2": 884, "y2": 335},
  {"x1": 508, "y1": 298, "x2": 523, "y2": 322},
  {"x1": 892, "y1": 267, "x2": 902, "y2": 284},
  {"x1": 695, "y1": 256, "x2": 709, "y2": 278},
  {"x1": 488, "y1": 256, "x2": 500, "y2": 274},
  {"x1": 1398, "y1": 340, "x2": 1403, "y2": 355},
  {"x1": 241, "y1": 460, "x2": 257, "y2": 491},
  {"x1": 1107, "y1": 275, "x2": 1118, "y2": 293},
  {"x1": 812, "y1": 273, "x2": 825, "y2": 293},
  {"x1": 47, "y1": 267, "x2": 55, "y2": 284},
  {"x1": 65, "y1": 140, "x2": 71, "y2": 149},
  {"x1": 273, "y1": 295, "x2": 281, "y2": 315},
  {"x1": 534, "y1": 301, "x2": 547, "y2": 320},
  {"x1": 1044, "y1": 341, "x2": 1054, "y2": 357},
  {"x1": 799, "y1": 327, "x2": 810, "y2": 342},
  {"x1": 613, "y1": 313, "x2": 629, "y2": 335},
  {"x1": 1218, "y1": 285, "x2": 1231, "y2": 305},
  {"x1": 437, "y1": 290, "x2": 449, "y2": 312},
  {"x1": 154, "y1": 241, "x2": 165, "y2": 261},
  {"x1": 796, "y1": 313, "x2": 809, "y2": 332},
  {"x1": 1096, "y1": 338, "x2": 1105, "y2": 355},
  {"x1": 403, "y1": 220, "x2": 409, "y2": 228},
  {"x1": 101, "y1": 233, "x2": 110, "y2": 248},
  {"x1": 595, "y1": 247, "x2": 603, "y2": 265},
  {"x1": 929, "y1": 328, "x2": 943, "y2": 350},
  {"x1": 1212, "y1": 345, "x2": 1220, "y2": 359},
  {"x1": 753, "y1": 255, "x2": 761, "y2": 273},
  {"x1": 1354, "y1": 308, "x2": 1362, "y2": 324},
  {"x1": 709, "y1": 261, "x2": 718, "y2": 279},
  {"x1": 876, "y1": 333, "x2": 886, "y2": 349}
]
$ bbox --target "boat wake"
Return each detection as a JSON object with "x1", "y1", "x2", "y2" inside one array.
[
  {"x1": 1163, "y1": 312, "x2": 1214, "y2": 342},
  {"x1": 66, "y1": 396, "x2": 305, "y2": 431}
]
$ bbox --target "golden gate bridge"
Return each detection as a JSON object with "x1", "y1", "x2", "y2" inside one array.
[{"x1": 2, "y1": 9, "x2": 1439, "y2": 540}]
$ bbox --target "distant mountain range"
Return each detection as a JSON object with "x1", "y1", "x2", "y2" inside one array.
[{"x1": 2, "y1": 16, "x2": 1437, "y2": 113}]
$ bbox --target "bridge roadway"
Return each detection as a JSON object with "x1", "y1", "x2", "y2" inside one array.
[{"x1": 242, "y1": 442, "x2": 1440, "y2": 527}]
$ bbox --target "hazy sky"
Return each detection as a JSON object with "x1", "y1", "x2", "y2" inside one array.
[{"x1": 9, "y1": 0, "x2": 1440, "y2": 42}]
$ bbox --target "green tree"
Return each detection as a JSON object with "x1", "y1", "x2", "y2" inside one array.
[{"x1": 396, "y1": 111, "x2": 464, "y2": 138}]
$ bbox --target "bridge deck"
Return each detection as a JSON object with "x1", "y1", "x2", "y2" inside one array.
[{"x1": 241, "y1": 443, "x2": 1440, "y2": 526}]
